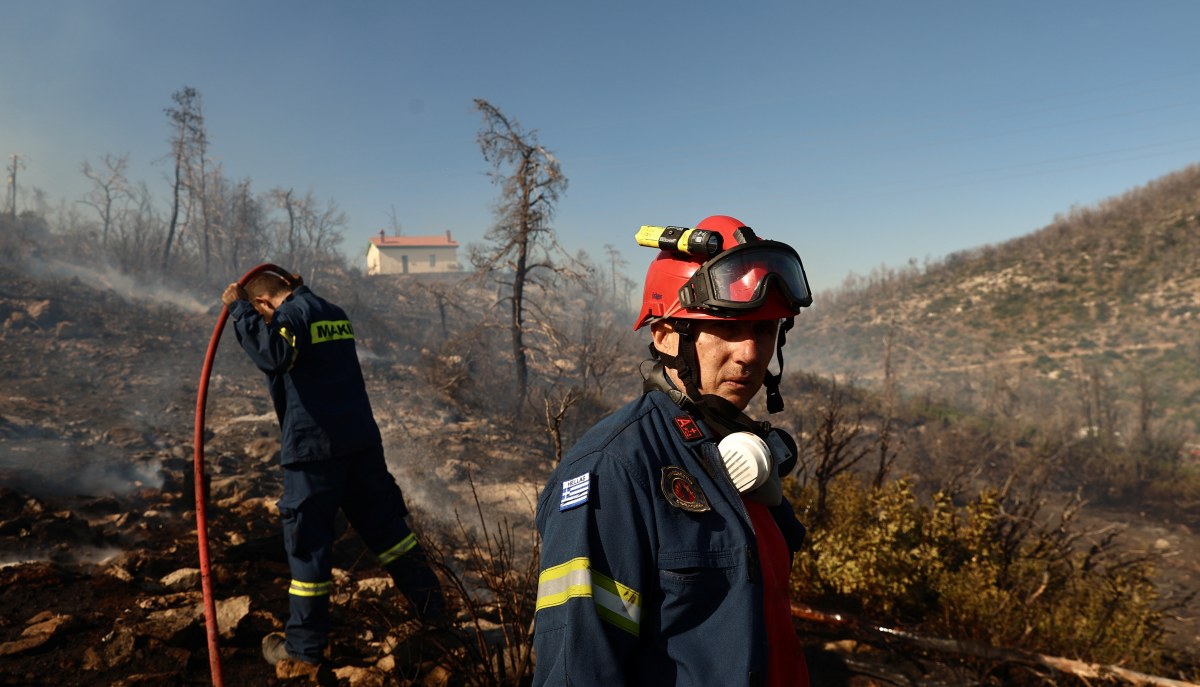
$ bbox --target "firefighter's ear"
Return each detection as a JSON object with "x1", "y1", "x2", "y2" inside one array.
[
  {"x1": 251, "y1": 295, "x2": 275, "y2": 317},
  {"x1": 650, "y1": 320, "x2": 679, "y2": 357}
]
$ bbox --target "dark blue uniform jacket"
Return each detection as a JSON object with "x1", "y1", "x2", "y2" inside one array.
[
  {"x1": 229, "y1": 286, "x2": 381, "y2": 464},
  {"x1": 532, "y1": 390, "x2": 806, "y2": 686}
]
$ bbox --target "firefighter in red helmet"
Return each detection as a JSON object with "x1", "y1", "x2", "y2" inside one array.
[
  {"x1": 533, "y1": 216, "x2": 812, "y2": 686},
  {"x1": 635, "y1": 214, "x2": 811, "y2": 415}
]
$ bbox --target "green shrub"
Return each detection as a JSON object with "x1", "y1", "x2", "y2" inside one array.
[{"x1": 788, "y1": 475, "x2": 1168, "y2": 670}]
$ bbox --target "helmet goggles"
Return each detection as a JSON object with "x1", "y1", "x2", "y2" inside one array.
[{"x1": 677, "y1": 240, "x2": 813, "y2": 315}]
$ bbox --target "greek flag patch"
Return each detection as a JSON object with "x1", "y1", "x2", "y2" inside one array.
[{"x1": 560, "y1": 473, "x2": 591, "y2": 511}]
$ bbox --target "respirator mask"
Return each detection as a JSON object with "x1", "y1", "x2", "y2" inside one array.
[
  {"x1": 718, "y1": 432, "x2": 773, "y2": 493},
  {"x1": 715, "y1": 429, "x2": 796, "y2": 506}
]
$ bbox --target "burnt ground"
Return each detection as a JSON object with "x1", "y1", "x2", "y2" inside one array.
[
  {"x1": 0, "y1": 263, "x2": 532, "y2": 686},
  {"x1": 0, "y1": 262, "x2": 1197, "y2": 686}
]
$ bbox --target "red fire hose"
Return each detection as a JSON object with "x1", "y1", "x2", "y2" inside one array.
[{"x1": 193, "y1": 263, "x2": 291, "y2": 687}]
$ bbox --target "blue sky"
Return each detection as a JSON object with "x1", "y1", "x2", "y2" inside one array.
[{"x1": 4, "y1": 1, "x2": 1200, "y2": 298}]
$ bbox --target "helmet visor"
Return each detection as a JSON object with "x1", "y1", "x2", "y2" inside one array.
[{"x1": 679, "y1": 241, "x2": 813, "y2": 314}]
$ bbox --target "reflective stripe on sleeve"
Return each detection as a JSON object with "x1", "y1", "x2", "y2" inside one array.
[
  {"x1": 277, "y1": 326, "x2": 300, "y2": 372},
  {"x1": 377, "y1": 533, "x2": 418, "y2": 567},
  {"x1": 536, "y1": 557, "x2": 642, "y2": 636},
  {"x1": 289, "y1": 579, "x2": 333, "y2": 597}
]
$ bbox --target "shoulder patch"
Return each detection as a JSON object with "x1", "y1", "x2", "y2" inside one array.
[
  {"x1": 672, "y1": 415, "x2": 704, "y2": 441},
  {"x1": 660, "y1": 466, "x2": 711, "y2": 513},
  {"x1": 559, "y1": 472, "x2": 591, "y2": 511}
]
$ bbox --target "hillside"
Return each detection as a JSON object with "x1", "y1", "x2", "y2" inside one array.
[
  {"x1": 0, "y1": 259, "x2": 990, "y2": 686},
  {"x1": 800, "y1": 163, "x2": 1200, "y2": 435},
  {"x1": 2, "y1": 226, "x2": 1198, "y2": 684},
  {"x1": 0, "y1": 261, "x2": 561, "y2": 685}
]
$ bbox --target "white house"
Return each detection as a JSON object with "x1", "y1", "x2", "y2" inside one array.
[{"x1": 366, "y1": 230, "x2": 461, "y2": 275}]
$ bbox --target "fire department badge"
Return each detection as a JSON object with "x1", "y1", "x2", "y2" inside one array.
[{"x1": 660, "y1": 466, "x2": 711, "y2": 513}]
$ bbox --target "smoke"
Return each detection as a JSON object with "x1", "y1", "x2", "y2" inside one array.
[
  {"x1": 74, "y1": 546, "x2": 122, "y2": 565},
  {"x1": 384, "y1": 442, "x2": 461, "y2": 532},
  {"x1": 24, "y1": 257, "x2": 208, "y2": 314},
  {"x1": 0, "y1": 439, "x2": 164, "y2": 498},
  {"x1": 381, "y1": 433, "x2": 540, "y2": 539}
]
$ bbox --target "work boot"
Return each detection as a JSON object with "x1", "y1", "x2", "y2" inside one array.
[
  {"x1": 262, "y1": 632, "x2": 290, "y2": 666},
  {"x1": 263, "y1": 632, "x2": 335, "y2": 683},
  {"x1": 262, "y1": 632, "x2": 324, "y2": 666}
]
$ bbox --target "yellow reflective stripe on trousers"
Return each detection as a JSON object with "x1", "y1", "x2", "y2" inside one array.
[
  {"x1": 377, "y1": 533, "x2": 418, "y2": 567},
  {"x1": 536, "y1": 557, "x2": 641, "y2": 636},
  {"x1": 289, "y1": 579, "x2": 332, "y2": 597}
]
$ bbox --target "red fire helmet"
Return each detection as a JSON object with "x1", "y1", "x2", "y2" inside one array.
[{"x1": 633, "y1": 215, "x2": 812, "y2": 330}]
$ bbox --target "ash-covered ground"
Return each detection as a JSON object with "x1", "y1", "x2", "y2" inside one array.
[
  {"x1": 1, "y1": 262, "x2": 1197, "y2": 686},
  {"x1": 0, "y1": 263, "x2": 551, "y2": 686}
]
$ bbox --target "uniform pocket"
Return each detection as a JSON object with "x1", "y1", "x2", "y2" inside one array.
[
  {"x1": 657, "y1": 550, "x2": 740, "y2": 630},
  {"x1": 659, "y1": 551, "x2": 738, "y2": 586}
]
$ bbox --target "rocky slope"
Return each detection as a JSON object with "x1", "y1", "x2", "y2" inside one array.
[
  {"x1": 800, "y1": 163, "x2": 1200, "y2": 434},
  {"x1": 2, "y1": 259, "x2": 1197, "y2": 686}
]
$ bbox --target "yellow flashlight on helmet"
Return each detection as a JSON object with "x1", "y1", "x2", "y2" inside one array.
[{"x1": 636, "y1": 225, "x2": 724, "y2": 257}]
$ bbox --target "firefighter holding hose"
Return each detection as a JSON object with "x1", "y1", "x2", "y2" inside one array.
[
  {"x1": 532, "y1": 216, "x2": 812, "y2": 686},
  {"x1": 221, "y1": 269, "x2": 447, "y2": 669}
]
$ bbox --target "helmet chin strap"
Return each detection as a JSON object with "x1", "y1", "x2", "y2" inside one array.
[
  {"x1": 643, "y1": 351, "x2": 771, "y2": 440},
  {"x1": 762, "y1": 316, "x2": 794, "y2": 414},
  {"x1": 649, "y1": 320, "x2": 704, "y2": 403}
]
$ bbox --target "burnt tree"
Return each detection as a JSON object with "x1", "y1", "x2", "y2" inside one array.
[
  {"x1": 161, "y1": 86, "x2": 207, "y2": 274},
  {"x1": 472, "y1": 99, "x2": 568, "y2": 412}
]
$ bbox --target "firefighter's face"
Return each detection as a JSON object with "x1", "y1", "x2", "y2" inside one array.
[{"x1": 653, "y1": 318, "x2": 779, "y2": 411}]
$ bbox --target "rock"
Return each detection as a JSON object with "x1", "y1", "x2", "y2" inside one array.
[
  {"x1": 422, "y1": 664, "x2": 452, "y2": 687},
  {"x1": 54, "y1": 321, "x2": 80, "y2": 339},
  {"x1": 4, "y1": 310, "x2": 32, "y2": 331},
  {"x1": 82, "y1": 627, "x2": 136, "y2": 670},
  {"x1": 141, "y1": 605, "x2": 201, "y2": 643},
  {"x1": 0, "y1": 633, "x2": 52, "y2": 657},
  {"x1": 356, "y1": 576, "x2": 393, "y2": 596},
  {"x1": 102, "y1": 425, "x2": 148, "y2": 448},
  {"x1": 215, "y1": 595, "x2": 251, "y2": 638},
  {"x1": 160, "y1": 567, "x2": 201, "y2": 591},
  {"x1": 26, "y1": 299, "x2": 57, "y2": 325},
  {"x1": 78, "y1": 496, "x2": 123, "y2": 516},
  {"x1": 276, "y1": 657, "x2": 336, "y2": 684},
  {"x1": 375, "y1": 653, "x2": 397, "y2": 672},
  {"x1": 244, "y1": 437, "x2": 280, "y2": 464},
  {"x1": 104, "y1": 564, "x2": 134, "y2": 582},
  {"x1": 333, "y1": 664, "x2": 388, "y2": 686}
]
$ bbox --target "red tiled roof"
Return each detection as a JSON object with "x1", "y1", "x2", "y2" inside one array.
[{"x1": 370, "y1": 233, "x2": 458, "y2": 248}]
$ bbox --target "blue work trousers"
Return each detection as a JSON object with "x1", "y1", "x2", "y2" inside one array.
[{"x1": 277, "y1": 445, "x2": 411, "y2": 662}]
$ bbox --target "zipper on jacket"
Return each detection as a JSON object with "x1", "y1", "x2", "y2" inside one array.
[
  {"x1": 698, "y1": 441, "x2": 756, "y2": 536},
  {"x1": 745, "y1": 545, "x2": 760, "y2": 583}
]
